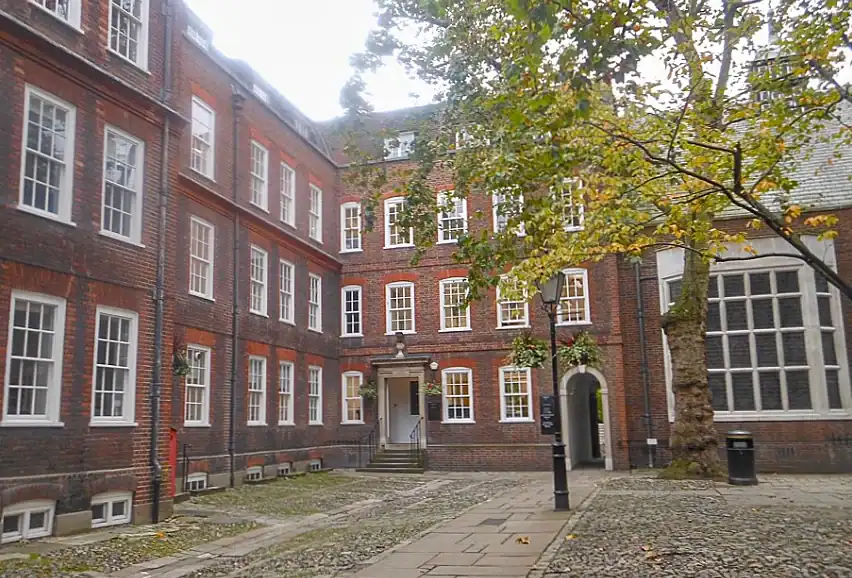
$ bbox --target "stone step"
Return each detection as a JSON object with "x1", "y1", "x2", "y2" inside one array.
[{"x1": 355, "y1": 466, "x2": 425, "y2": 474}]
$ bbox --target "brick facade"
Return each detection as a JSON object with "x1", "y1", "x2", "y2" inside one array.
[{"x1": 1, "y1": 0, "x2": 850, "y2": 543}]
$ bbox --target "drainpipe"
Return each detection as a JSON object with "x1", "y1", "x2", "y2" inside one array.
[
  {"x1": 229, "y1": 87, "x2": 245, "y2": 488},
  {"x1": 151, "y1": 0, "x2": 174, "y2": 523},
  {"x1": 635, "y1": 261, "x2": 655, "y2": 468}
]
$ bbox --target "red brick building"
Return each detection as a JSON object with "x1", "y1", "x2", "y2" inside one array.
[{"x1": 0, "y1": 0, "x2": 850, "y2": 544}]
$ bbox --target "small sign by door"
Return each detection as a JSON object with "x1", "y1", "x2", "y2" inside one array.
[
  {"x1": 540, "y1": 394, "x2": 558, "y2": 435},
  {"x1": 427, "y1": 400, "x2": 442, "y2": 421}
]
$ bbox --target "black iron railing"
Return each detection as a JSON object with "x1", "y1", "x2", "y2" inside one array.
[
  {"x1": 359, "y1": 418, "x2": 381, "y2": 468},
  {"x1": 409, "y1": 418, "x2": 423, "y2": 468}
]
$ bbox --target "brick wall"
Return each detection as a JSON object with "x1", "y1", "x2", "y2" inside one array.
[{"x1": 617, "y1": 211, "x2": 852, "y2": 473}]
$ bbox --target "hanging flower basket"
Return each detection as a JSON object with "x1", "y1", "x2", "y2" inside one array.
[
  {"x1": 558, "y1": 331, "x2": 603, "y2": 370},
  {"x1": 173, "y1": 337, "x2": 191, "y2": 377},
  {"x1": 507, "y1": 333, "x2": 549, "y2": 368},
  {"x1": 421, "y1": 381, "x2": 442, "y2": 397},
  {"x1": 359, "y1": 380, "x2": 378, "y2": 400}
]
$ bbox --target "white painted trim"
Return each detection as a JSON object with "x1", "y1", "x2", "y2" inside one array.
[
  {"x1": 340, "y1": 202, "x2": 361, "y2": 252},
  {"x1": 437, "y1": 190, "x2": 468, "y2": 244},
  {"x1": 20, "y1": 85, "x2": 77, "y2": 224},
  {"x1": 498, "y1": 366, "x2": 534, "y2": 422},
  {"x1": 341, "y1": 285, "x2": 363, "y2": 337},
  {"x1": 279, "y1": 161, "x2": 295, "y2": 227},
  {"x1": 560, "y1": 367, "x2": 613, "y2": 471},
  {"x1": 383, "y1": 197, "x2": 414, "y2": 249},
  {"x1": 308, "y1": 273, "x2": 323, "y2": 332},
  {"x1": 90, "y1": 306, "x2": 138, "y2": 426},
  {"x1": 441, "y1": 367, "x2": 474, "y2": 422},
  {"x1": 277, "y1": 360, "x2": 294, "y2": 425},
  {"x1": 183, "y1": 344, "x2": 211, "y2": 427},
  {"x1": 247, "y1": 355, "x2": 267, "y2": 426},
  {"x1": 101, "y1": 125, "x2": 145, "y2": 244},
  {"x1": 341, "y1": 371, "x2": 364, "y2": 424},
  {"x1": 3, "y1": 291, "x2": 67, "y2": 426},
  {"x1": 439, "y1": 277, "x2": 471, "y2": 331},
  {"x1": 309, "y1": 184, "x2": 323, "y2": 243},
  {"x1": 385, "y1": 281, "x2": 416, "y2": 334},
  {"x1": 1, "y1": 499, "x2": 55, "y2": 544},
  {"x1": 556, "y1": 268, "x2": 591, "y2": 326},
  {"x1": 249, "y1": 140, "x2": 269, "y2": 212},
  {"x1": 190, "y1": 96, "x2": 216, "y2": 181},
  {"x1": 90, "y1": 491, "x2": 132, "y2": 528},
  {"x1": 278, "y1": 259, "x2": 295, "y2": 323},
  {"x1": 106, "y1": 0, "x2": 150, "y2": 71},
  {"x1": 189, "y1": 216, "x2": 215, "y2": 300},
  {"x1": 308, "y1": 365, "x2": 323, "y2": 425}
]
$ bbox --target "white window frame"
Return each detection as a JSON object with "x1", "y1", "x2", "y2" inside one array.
[
  {"x1": 3, "y1": 291, "x2": 66, "y2": 426},
  {"x1": 90, "y1": 491, "x2": 132, "y2": 528},
  {"x1": 340, "y1": 202, "x2": 362, "y2": 253},
  {"x1": 280, "y1": 162, "x2": 295, "y2": 227},
  {"x1": 309, "y1": 184, "x2": 323, "y2": 242},
  {"x1": 385, "y1": 282, "x2": 416, "y2": 335},
  {"x1": 308, "y1": 366, "x2": 323, "y2": 425},
  {"x1": 442, "y1": 368, "x2": 474, "y2": 423},
  {"x1": 341, "y1": 285, "x2": 363, "y2": 337},
  {"x1": 492, "y1": 190, "x2": 525, "y2": 236},
  {"x1": 341, "y1": 371, "x2": 364, "y2": 424},
  {"x1": 308, "y1": 273, "x2": 322, "y2": 333},
  {"x1": 91, "y1": 306, "x2": 138, "y2": 426},
  {"x1": 496, "y1": 277, "x2": 530, "y2": 329},
  {"x1": 107, "y1": 0, "x2": 150, "y2": 70},
  {"x1": 185, "y1": 472, "x2": 208, "y2": 491},
  {"x1": 184, "y1": 344, "x2": 210, "y2": 427},
  {"x1": 278, "y1": 259, "x2": 295, "y2": 324},
  {"x1": 557, "y1": 269, "x2": 591, "y2": 326},
  {"x1": 557, "y1": 179, "x2": 585, "y2": 232},
  {"x1": 278, "y1": 360, "x2": 294, "y2": 425},
  {"x1": 101, "y1": 125, "x2": 144, "y2": 245},
  {"x1": 247, "y1": 355, "x2": 267, "y2": 426},
  {"x1": 499, "y1": 366, "x2": 534, "y2": 422},
  {"x1": 249, "y1": 141, "x2": 269, "y2": 212},
  {"x1": 249, "y1": 245, "x2": 268, "y2": 317},
  {"x1": 384, "y1": 131, "x2": 415, "y2": 159},
  {"x1": 245, "y1": 465, "x2": 263, "y2": 481},
  {"x1": 277, "y1": 462, "x2": 292, "y2": 476},
  {"x1": 439, "y1": 278, "x2": 471, "y2": 332},
  {"x1": 189, "y1": 216, "x2": 214, "y2": 300},
  {"x1": 1, "y1": 500, "x2": 55, "y2": 544},
  {"x1": 29, "y1": 0, "x2": 82, "y2": 29},
  {"x1": 384, "y1": 198, "x2": 414, "y2": 249},
  {"x1": 437, "y1": 191, "x2": 468, "y2": 244},
  {"x1": 190, "y1": 97, "x2": 215, "y2": 180},
  {"x1": 656, "y1": 237, "x2": 852, "y2": 422},
  {"x1": 252, "y1": 84, "x2": 269, "y2": 103},
  {"x1": 19, "y1": 85, "x2": 77, "y2": 224}
]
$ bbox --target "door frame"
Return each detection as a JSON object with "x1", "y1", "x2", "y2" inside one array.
[
  {"x1": 377, "y1": 366, "x2": 426, "y2": 449},
  {"x1": 559, "y1": 367, "x2": 613, "y2": 471}
]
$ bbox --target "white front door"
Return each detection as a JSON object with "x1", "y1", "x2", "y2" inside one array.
[{"x1": 388, "y1": 377, "x2": 421, "y2": 443}]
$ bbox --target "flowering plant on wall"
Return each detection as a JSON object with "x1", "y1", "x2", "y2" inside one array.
[
  {"x1": 422, "y1": 381, "x2": 442, "y2": 396},
  {"x1": 172, "y1": 336, "x2": 191, "y2": 377},
  {"x1": 508, "y1": 333, "x2": 549, "y2": 368},
  {"x1": 359, "y1": 379, "x2": 378, "y2": 399},
  {"x1": 558, "y1": 331, "x2": 603, "y2": 370}
]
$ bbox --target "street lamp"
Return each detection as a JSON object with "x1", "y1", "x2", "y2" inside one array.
[{"x1": 537, "y1": 272, "x2": 570, "y2": 511}]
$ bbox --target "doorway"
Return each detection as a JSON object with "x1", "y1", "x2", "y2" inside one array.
[
  {"x1": 386, "y1": 377, "x2": 421, "y2": 443},
  {"x1": 561, "y1": 368, "x2": 613, "y2": 470}
]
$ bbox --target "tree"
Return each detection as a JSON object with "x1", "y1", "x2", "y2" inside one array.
[{"x1": 340, "y1": 0, "x2": 851, "y2": 477}]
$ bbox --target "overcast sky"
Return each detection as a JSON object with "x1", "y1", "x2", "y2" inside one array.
[{"x1": 185, "y1": 0, "x2": 435, "y2": 122}]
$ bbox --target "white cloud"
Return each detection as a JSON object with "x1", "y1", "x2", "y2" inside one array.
[{"x1": 184, "y1": 0, "x2": 435, "y2": 121}]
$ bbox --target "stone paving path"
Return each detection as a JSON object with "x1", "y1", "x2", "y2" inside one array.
[{"x1": 347, "y1": 470, "x2": 606, "y2": 578}]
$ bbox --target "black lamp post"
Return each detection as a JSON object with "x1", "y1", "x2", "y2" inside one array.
[{"x1": 537, "y1": 272, "x2": 570, "y2": 511}]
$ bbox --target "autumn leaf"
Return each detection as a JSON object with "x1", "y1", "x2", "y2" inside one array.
[{"x1": 516, "y1": 536, "x2": 530, "y2": 545}]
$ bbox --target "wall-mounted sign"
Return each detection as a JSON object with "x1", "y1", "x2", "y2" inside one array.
[
  {"x1": 540, "y1": 394, "x2": 558, "y2": 435},
  {"x1": 427, "y1": 400, "x2": 442, "y2": 422}
]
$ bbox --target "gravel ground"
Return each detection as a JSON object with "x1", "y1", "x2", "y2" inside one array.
[
  {"x1": 0, "y1": 517, "x2": 257, "y2": 578},
  {"x1": 546, "y1": 478, "x2": 852, "y2": 578},
  {"x1": 183, "y1": 476, "x2": 528, "y2": 578},
  {"x1": 188, "y1": 473, "x2": 428, "y2": 517}
]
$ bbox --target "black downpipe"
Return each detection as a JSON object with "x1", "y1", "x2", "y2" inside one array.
[
  {"x1": 151, "y1": 0, "x2": 174, "y2": 523},
  {"x1": 229, "y1": 87, "x2": 245, "y2": 488},
  {"x1": 635, "y1": 261, "x2": 655, "y2": 468}
]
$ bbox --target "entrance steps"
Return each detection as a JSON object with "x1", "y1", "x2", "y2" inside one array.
[{"x1": 356, "y1": 448, "x2": 425, "y2": 474}]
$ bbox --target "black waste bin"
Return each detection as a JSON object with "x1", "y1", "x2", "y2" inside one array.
[{"x1": 726, "y1": 430, "x2": 757, "y2": 485}]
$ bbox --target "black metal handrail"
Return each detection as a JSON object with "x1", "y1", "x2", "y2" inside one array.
[
  {"x1": 409, "y1": 418, "x2": 423, "y2": 468},
  {"x1": 359, "y1": 418, "x2": 381, "y2": 468}
]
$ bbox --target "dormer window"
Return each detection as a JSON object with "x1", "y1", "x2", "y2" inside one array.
[
  {"x1": 186, "y1": 24, "x2": 210, "y2": 51},
  {"x1": 384, "y1": 132, "x2": 415, "y2": 160},
  {"x1": 252, "y1": 85, "x2": 269, "y2": 104}
]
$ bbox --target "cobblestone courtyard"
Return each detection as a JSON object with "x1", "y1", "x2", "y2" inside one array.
[{"x1": 0, "y1": 470, "x2": 850, "y2": 577}]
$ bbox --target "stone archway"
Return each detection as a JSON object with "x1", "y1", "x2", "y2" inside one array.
[{"x1": 559, "y1": 367, "x2": 614, "y2": 471}]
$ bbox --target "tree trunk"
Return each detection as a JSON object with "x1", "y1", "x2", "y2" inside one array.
[{"x1": 660, "y1": 244, "x2": 723, "y2": 478}]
